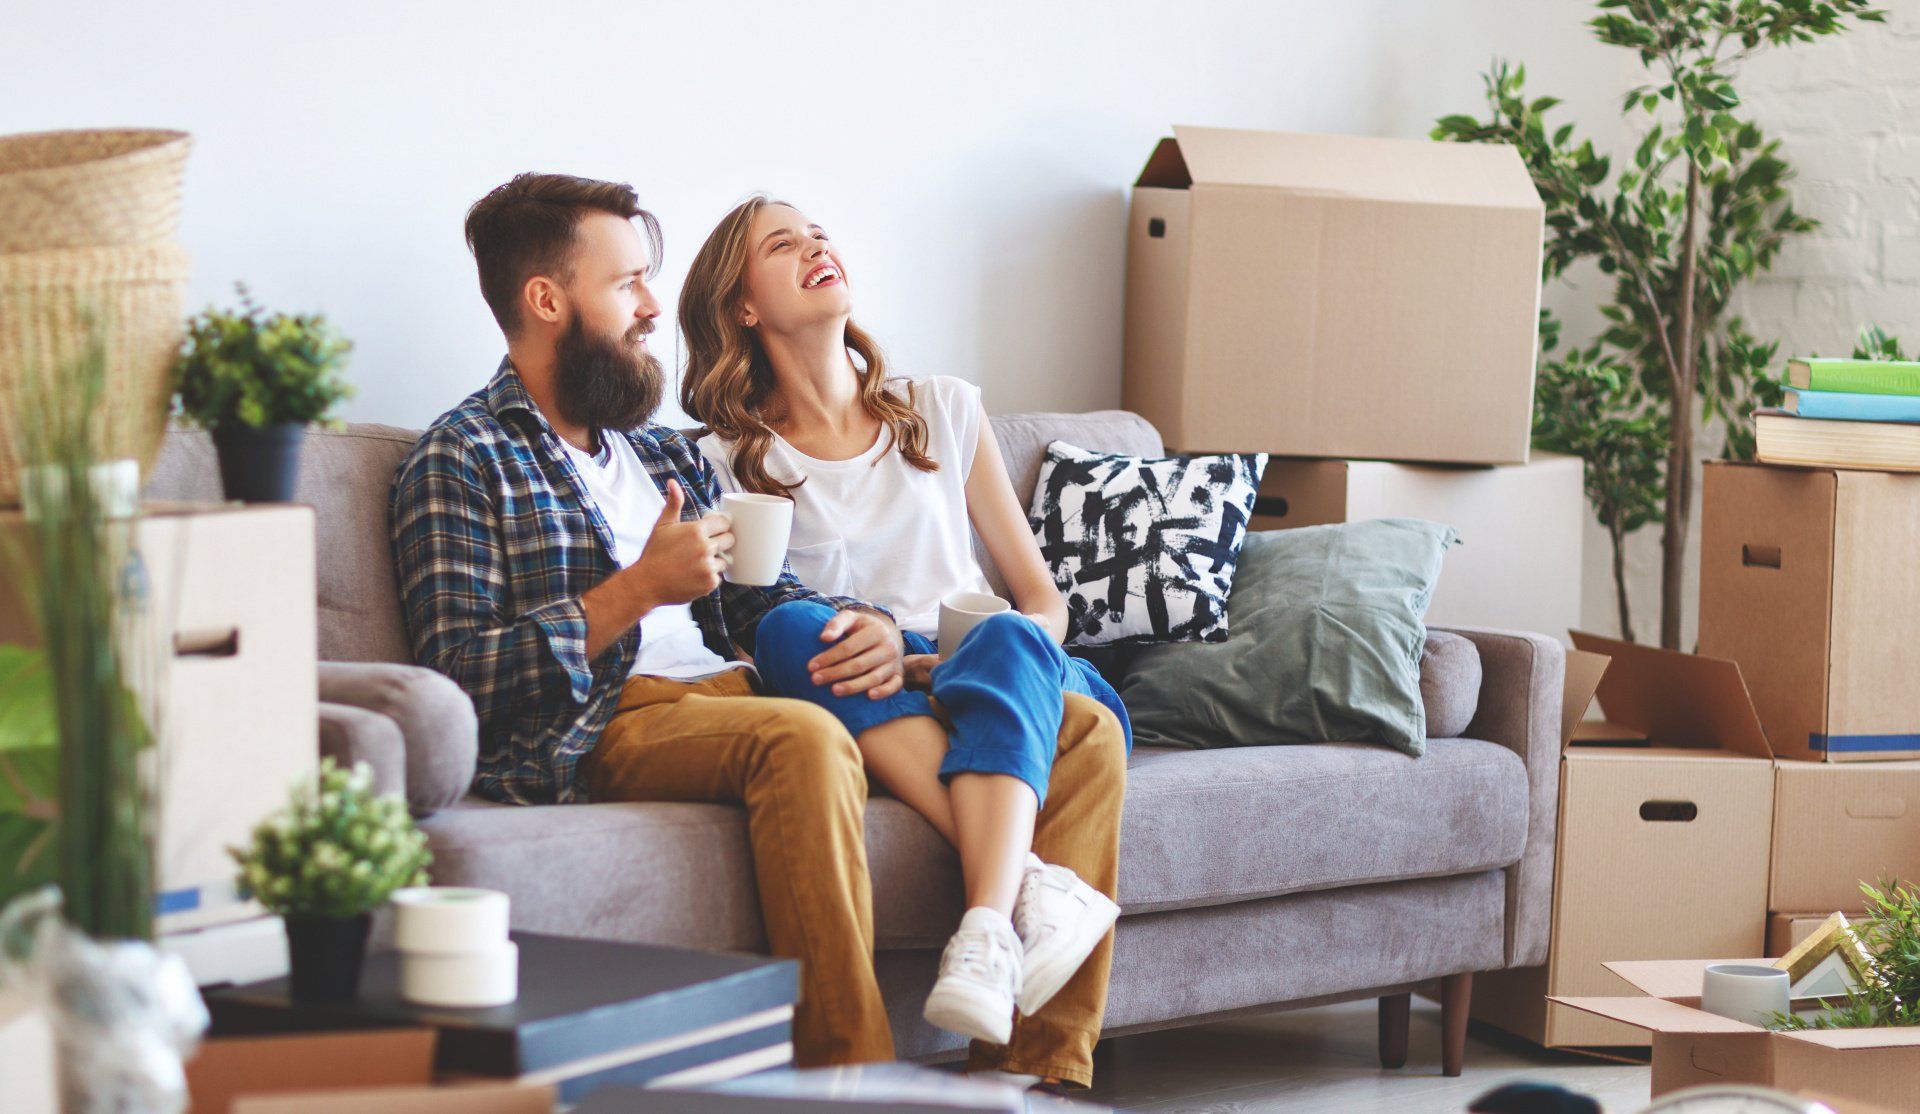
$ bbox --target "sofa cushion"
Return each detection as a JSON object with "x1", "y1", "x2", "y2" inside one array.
[
  {"x1": 425, "y1": 738, "x2": 1527, "y2": 952},
  {"x1": 1028, "y1": 441, "x2": 1267, "y2": 646},
  {"x1": 1421, "y1": 631, "x2": 1483, "y2": 738},
  {"x1": 1120, "y1": 520, "x2": 1456, "y2": 757}
]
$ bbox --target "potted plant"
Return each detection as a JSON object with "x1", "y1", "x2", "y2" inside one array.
[
  {"x1": 171, "y1": 284, "x2": 352, "y2": 502},
  {"x1": 231, "y1": 758, "x2": 431, "y2": 1003}
]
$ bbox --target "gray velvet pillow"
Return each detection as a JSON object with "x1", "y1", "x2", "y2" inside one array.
[{"x1": 1118, "y1": 519, "x2": 1457, "y2": 757}]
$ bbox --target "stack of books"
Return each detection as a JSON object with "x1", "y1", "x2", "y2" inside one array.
[{"x1": 1755, "y1": 357, "x2": 1920, "y2": 471}]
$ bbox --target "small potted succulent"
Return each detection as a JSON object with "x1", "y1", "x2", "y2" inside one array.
[
  {"x1": 231, "y1": 758, "x2": 431, "y2": 1002},
  {"x1": 171, "y1": 284, "x2": 352, "y2": 502}
]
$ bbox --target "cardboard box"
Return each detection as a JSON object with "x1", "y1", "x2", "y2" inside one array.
[
  {"x1": 1770, "y1": 913, "x2": 1837, "y2": 958},
  {"x1": 1700, "y1": 461, "x2": 1920, "y2": 762},
  {"x1": 185, "y1": 1029, "x2": 551, "y2": 1114},
  {"x1": 0, "y1": 504, "x2": 318, "y2": 932},
  {"x1": 1246, "y1": 453, "x2": 1582, "y2": 639},
  {"x1": 1121, "y1": 125, "x2": 1544, "y2": 465},
  {"x1": 1557, "y1": 958, "x2": 1920, "y2": 1110},
  {"x1": 1473, "y1": 633, "x2": 1777, "y2": 1048},
  {"x1": 1770, "y1": 760, "x2": 1920, "y2": 915}
]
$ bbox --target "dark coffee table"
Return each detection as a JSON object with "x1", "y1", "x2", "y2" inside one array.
[{"x1": 204, "y1": 931, "x2": 798, "y2": 1104}]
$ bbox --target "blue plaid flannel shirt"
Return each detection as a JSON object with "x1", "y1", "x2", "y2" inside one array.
[{"x1": 390, "y1": 360, "x2": 883, "y2": 805}]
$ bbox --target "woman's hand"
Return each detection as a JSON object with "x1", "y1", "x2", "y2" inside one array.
[
  {"x1": 901, "y1": 653, "x2": 939, "y2": 691},
  {"x1": 806, "y1": 609, "x2": 906, "y2": 700}
]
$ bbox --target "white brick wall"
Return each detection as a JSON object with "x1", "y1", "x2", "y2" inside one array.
[{"x1": 1584, "y1": 10, "x2": 1920, "y2": 645}]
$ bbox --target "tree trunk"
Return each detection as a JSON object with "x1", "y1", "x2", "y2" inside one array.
[
  {"x1": 1610, "y1": 522, "x2": 1635, "y2": 644},
  {"x1": 1660, "y1": 163, "x2": 1703, "y2": 650}
]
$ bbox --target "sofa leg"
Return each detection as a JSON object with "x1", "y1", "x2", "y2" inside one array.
[
  {"x1": 1440, "y1": 972, "x2": 1472, "y2": 1077},
  {"x1": 1377, "y1": 992, "x2": 1409, "y2": 1069}
]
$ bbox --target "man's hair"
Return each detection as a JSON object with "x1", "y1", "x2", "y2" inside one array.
[{"x1": 463, "y1": 173, "x2": 663, "y2": 335}]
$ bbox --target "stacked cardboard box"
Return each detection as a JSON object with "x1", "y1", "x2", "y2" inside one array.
[
  {"x1": 1473, "y1": 634, "x2": 1777, "y2": 1049},
  {"x1": 0, "y1": 503, "x2": 317, "y2": 935},
  {"x1": 1699, "y1": 462, "x2": 1920, "y2": 938},
  {"x1": 1122, "y1": 126, "x2": 1582, "y2": 637}
]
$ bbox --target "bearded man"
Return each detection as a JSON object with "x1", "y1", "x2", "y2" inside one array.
[{"x1": 389, "y1": 174, "x2": 904, "y2": 1066}]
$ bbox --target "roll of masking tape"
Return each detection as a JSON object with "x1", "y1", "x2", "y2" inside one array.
[
  {"x1": 390, "y1": 887, "x2": 509, "y2": 954},
  {"x1": 399, "y1": 941, "x2": 519, "y2": 1008}
]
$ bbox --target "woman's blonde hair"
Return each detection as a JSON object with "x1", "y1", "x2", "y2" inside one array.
[{"x1": 678, "y1": 194, "x2": 935, "y2": 497}]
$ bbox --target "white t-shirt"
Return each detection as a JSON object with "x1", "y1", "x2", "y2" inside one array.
[
  {"x1": 699, "y1": 375, "x2": 993, "y2": 640},
  {"x1": 557, "y1": 433, "x2": 743, "y2": 681}
]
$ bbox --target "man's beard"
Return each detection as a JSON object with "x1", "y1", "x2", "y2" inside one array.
[{"x1": 553, "y1": 314, "x2": 664, "y2": 433}]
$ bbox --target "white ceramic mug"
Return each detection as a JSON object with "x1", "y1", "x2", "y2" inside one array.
[
  {"x1": 708, "y1": 492, "x2": 793, "y2": 587},
  {"x1": 937, "y1": 591, "x2": 1012, "y2": 660},
  {"x1": 1700, "y1": 963, "x2": 1790, "y2": 1028}
]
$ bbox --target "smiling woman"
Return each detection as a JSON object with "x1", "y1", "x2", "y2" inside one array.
[{"x1": 678, "y1": 194, "x2": 934, "y2": 499}]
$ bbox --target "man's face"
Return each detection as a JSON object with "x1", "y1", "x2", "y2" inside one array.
[{"x1": 550, "y1": 211, "x2": 665, "y2": 432}]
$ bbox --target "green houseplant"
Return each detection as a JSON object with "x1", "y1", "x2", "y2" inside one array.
[
  {"x1": 171, "y1": 284, "x2": 352, "y2": 503},
  {"x1": 1434, "y1": 0, "x2": 1886, "y2": 646},
  {"x1": 231, "y1": 758, "x2": 431, "y2": 1002}
]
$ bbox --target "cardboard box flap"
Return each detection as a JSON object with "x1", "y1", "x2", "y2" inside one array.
[
  {"x1": 1164, "y1": 125, "x2": 1541, "y2": 209},
  {"x1": 1550, "y1": 995, "x2": 1755, "y2": 1034},
  {"x1": 1603, "y1": 958, "x2": 1737, "y2": 998},
  {"x1": 1136, "y1": 136, "x2": 1191, "y2": 189},
  {"x1": 1569, "y1": 631, "x2": 1773, "y2": 758},
  {"x1": 1780, "y1": 1026, "x2": 1920, "y2": 1050},
  {"x1": 1560, "y1": 648, "x2": 1611, "y2": 752}
]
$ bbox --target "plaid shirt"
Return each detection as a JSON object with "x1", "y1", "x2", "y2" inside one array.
[{"x1": 390, "y1": 360, "x2": 881, "y2": 805}]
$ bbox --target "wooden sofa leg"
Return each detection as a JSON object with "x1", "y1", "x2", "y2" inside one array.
[
  {"x1": 1440, "y1": 972, "x2": 1473, "y2": 1077},
  {"x1": 1377, "y1": 992, "x2": 1410, "y2": 1069}
]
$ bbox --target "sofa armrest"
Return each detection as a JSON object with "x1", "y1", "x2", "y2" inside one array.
[
  {"x1": 1430, "y1": 626, "x2": 1565, "y2": 970},
  {"x1": 317, "y1": 662, "x2": 478, "y2": 816},
  {"x1": 319, "y1": 702, "x2": 407, "y2": 797}
]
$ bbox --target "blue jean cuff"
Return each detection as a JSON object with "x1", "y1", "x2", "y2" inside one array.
[{"x1": 939, "y1": 745, "x2": 1051, "y2": 808}]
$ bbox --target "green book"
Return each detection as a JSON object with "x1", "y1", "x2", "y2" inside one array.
[{"x1": 1786, "y1": 357, "x2": 1920, "y2": 395}]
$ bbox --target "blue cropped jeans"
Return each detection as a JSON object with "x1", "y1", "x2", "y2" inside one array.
[{"x1": 752, "y1": 600, "x2": 1131, "y2": 807}]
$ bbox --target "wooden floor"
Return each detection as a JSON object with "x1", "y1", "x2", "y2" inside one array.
[{"x1": 1078, "y1": 998, "x2": 1653, "y2": 1113}]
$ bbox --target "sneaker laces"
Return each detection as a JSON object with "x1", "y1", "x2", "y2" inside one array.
[{"x1": 944, "y1": 921, "x2": 1018, "y2": 982}]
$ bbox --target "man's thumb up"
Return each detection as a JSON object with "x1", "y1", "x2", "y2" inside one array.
[{"x1": 657, "y1": 479, "x2": 686, "y2": 525}]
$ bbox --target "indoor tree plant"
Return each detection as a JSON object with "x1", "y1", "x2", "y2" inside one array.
[
  {"x1": 0, "y1": 318, "x2": 207, "y2": 1113},
  {"x1": 171, "y1": 284, "x2": 352, "y2": 503},
  {"x1": 1433, "y1": 0, "x2": 1885, "y2": 646},
  {"x1": 231, "y1": 757, "x2": 431, "y2": 1002}
]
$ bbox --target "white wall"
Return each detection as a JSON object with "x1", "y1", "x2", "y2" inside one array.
[{"x1": 1, "y1": 0, "x2": 1628, "y2": 431}]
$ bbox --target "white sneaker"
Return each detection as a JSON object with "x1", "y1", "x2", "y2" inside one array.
[
  {"x1": 923, "y1": 906, "x2": 1023, "y2": 1044},
  {"x1": 1013, "y1": 853, "x2": 1121, "y2": 1017}
]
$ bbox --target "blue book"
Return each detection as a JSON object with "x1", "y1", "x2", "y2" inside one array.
[{"x1": 1783, "y1": 388, "x2": 1920, "y2": 423}]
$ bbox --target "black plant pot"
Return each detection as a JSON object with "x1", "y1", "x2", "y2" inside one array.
[
  {"x1": 284, "y1": 913, "x2": 371, "y2": 1003},
  {"x1": 211, "y1": 422, "x2": 307, "y2": 503}
]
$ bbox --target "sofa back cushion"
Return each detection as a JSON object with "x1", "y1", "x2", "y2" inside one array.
[
  {"x1": 146, "y1": 423, "x2": 420, "y2": 663},
  {"x1": 143, "y1": 406, "x2": 1163, "y2": 664}
]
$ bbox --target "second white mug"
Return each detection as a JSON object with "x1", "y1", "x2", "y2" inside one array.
[{"x1": 937, "y1": 591, "x2": 1012, "y2": 660}]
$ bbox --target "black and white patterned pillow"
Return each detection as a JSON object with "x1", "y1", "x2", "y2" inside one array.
[{"x1": 1028, "y1": 441, "x2": 1267, "y2": 647}]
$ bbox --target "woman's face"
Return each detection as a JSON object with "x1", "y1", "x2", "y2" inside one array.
[{"x1": 738, "y1": 203, "x2": 850, "y2": 336}]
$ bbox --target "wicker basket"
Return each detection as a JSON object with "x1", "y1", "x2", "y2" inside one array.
[
  {"x1": 0, "y1": 129, "x2": 192, "y2": 253},
  {"x1": 0, "y1": 242, "x2": 192, "y2": 505}
]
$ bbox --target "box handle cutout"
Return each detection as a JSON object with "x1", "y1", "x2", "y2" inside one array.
[
  {"x1": 174, "y1": 628, "x2": 240, "y2": 658},
  {"x1": 1252, "y1": 496, "x2": 1289, "y2": 519},
  {"x1": 1147, "y1": 218, "x2": 1166, "y2": 239},
  {"x1": 1639, "y1": 800, "x2": 1698, "y2": 822},
  {"x1": 1742, "y1": 544, "x2": 1782, "y2": 569},
  {"x1": 1845, "y1": 797, "x2": 1907, "y2": 820}
]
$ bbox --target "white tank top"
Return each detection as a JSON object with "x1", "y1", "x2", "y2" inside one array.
[{"x1": 698, "y1": 375, "x2": 994, "y2": 640}]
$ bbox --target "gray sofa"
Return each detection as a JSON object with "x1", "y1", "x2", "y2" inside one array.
[{"x1": 146, "y1": 408, "x2": 1565, "y2": 1076}]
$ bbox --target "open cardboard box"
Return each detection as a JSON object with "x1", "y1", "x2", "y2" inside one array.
[
  {"x1": 185, "y1": 1029, "x2": 552, "y2": 1114},
  {"x1": 1473, "y1": 633, "x2": 1777, "y2": 1048},
  {"x1": 1556, "y1": 958, "x2": 1920, "y2": 1109},
  {"x1": 1120, "y1": 125, "x2": 1543, "y2": 465}
]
